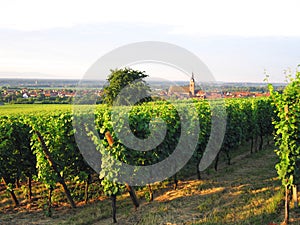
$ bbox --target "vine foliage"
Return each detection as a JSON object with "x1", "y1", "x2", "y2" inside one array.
[{"x1": 269, "y1": 70, "x2": 300, "y2": 224}]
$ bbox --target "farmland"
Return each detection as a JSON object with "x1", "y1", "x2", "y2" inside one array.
[{"x1": 0, "y1": 96, "x2": 299, "y2": 224}]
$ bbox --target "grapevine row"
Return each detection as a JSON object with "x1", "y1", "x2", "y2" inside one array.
[{"x1": 0, "y1": 97, "x2": 274, "y2": 220}]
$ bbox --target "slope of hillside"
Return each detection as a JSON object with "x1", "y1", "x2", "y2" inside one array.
[{"x1": 0, "y1": 144, "x2": 299, "y2": 225}]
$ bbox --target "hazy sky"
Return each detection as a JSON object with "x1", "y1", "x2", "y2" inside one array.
[{"x1": 0, "y1": 0, "x2": 299, "y2": 82}]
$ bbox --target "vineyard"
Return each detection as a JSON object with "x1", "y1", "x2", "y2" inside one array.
[{"x1": 0, "y1": 94, "x2": 299, "y2": 224}]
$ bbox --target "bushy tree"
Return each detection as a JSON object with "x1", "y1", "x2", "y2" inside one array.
[{"x1": 103, "y1": 68, "x2": 151, "y2": 106}]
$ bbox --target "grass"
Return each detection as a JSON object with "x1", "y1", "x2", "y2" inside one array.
[
  {"x1": 0, "y1": 104, "x2": 72, "y2": 115},
  {"x1": 0, "y1": 141, "x2": 299, "y2": 225}
]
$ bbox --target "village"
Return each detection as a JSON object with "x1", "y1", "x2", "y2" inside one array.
[
  {"x1": 0, "y1": 75, "x2": 273, "y2": 104},
  {"x1": 159, "y1": 74, "x2": 270, "y2": 99}
]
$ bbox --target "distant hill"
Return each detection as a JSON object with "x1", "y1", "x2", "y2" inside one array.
[
  {"x1": 0, "y1": 78, "x2": 287, "y2": 90},
  {"x1": 0, "y1": 78, "x2": 105, "y2": 88}
]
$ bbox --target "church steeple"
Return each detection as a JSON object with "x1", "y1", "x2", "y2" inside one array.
[
  {"x1": 191, "y1": 72, "x2": 194, "y2": 81},
  {"x1": 189, "y1": 72, "x2": 195, "y2": 96}
]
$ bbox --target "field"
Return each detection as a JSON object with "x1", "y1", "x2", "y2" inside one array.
[
  {"x1": 0, "y1": 104, "x2": 72, "y2": 115},
  {"x1": 0, "y1": 100, "x2": 299, "y2": 225}
]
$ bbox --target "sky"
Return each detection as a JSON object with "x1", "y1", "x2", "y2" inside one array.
[{"x1": 0, "y1": 0, "x2": 299, "y2": 82}]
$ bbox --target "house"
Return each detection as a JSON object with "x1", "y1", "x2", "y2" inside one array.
[{"x1": 22, "y1": 93, "x2": 29, "y2": 98}]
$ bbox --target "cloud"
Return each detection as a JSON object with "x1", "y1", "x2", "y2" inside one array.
[
  {"x1": 1, "y1": 0, "x2": 300, "y2": 37},
  {"x1": 0, "y1": 1, "x2": 299, "y2": 82}
]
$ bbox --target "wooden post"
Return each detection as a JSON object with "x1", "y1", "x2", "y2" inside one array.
[
  {"x1": 196, "y1": 157, "x2": 201, "y2": 180},
  {"x1": 283, "y1": 185, "x2": 290, "y2": 225},
  {"x1": 125, "y1": 183, "x2": 139, "y2": 209},
  {"x1": 292, "y1": 185, "x2": 298, "y2": 208},
  {"x1": 250, "y1": 137, "x2": 254, "y2": 154},
  {"x1": 84, "y1": 175, "x2": 90, "y2": 204},
  {"x1": 36, "y1": 131, "x2": 76, "y2": 208},
  {"x1": 28, "y1": 176, "x2": 32, "y2": 201},
  {"x1": 111, "y1": 194, "x2": 117, "y2": 223},
  {"x1": 105, "y1": 131, "x2": 140, "y2": 209},
  {"x1": 259, "y1": 132, "x2": 263, "y2": 151},
  {"x1": 47, "y1": 187, "x2": 53, "y2": 217},
  {"x1": 173, "y1": 173, "x2": 178, "y2": 190},
  {"x1": 214, "y1": 153, "x2": 220, "y2": 171},
  {"x1": 284, "y1": 105, "x2": 289, "y2": 119},
  {"x1": 2, "y1": 177, "x2": 19, "y2": 207},
  {"x1": 105, "y1": 131, "x2": 114, "y2": 147},
  {"x1": 147, "y1": 184, "x2": 153, "y2": 202}
]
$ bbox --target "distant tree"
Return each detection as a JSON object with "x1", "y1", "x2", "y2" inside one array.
[
  {"x1": 103, "y1": 68, "x2": 151, "y2": 106},
  {"x1": 4, "y1": 93, "x2": 16, "y2": 103},
  {"x1": 37, "y1": 93, "x2": 45, "y2": 101}
]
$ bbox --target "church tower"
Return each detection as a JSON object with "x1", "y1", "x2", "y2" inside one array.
[{"x1": 189, "y1": 73, "x2": 195, "y2": 96}]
